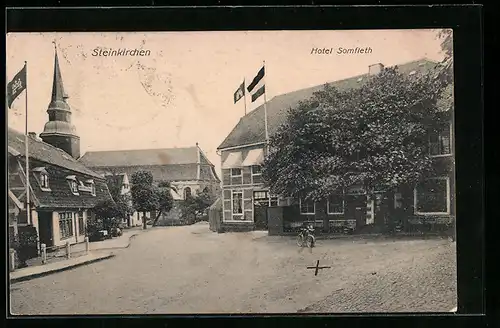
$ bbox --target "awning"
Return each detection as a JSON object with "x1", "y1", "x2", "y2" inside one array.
[
  {"x1": 222, "y1": 152, "x2": 243, "y2": 169},
  {"x1": 241, "y1": 148, "x2": 264, "y2": 166}
]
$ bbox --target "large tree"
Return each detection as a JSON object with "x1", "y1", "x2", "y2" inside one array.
[
  {"x1": 151, "y1": 180, "x2": 175, "y2": 227},
  {"x1": 263, "y1": 63, "x2": 450, "y2": 229},
  {"x1": 131, "y1": 171, "x2": 159, "y2": 229}
]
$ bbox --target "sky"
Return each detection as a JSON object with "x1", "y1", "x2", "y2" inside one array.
[{"x1": 6, "y1": 29, "x2": 447, "y2": 177}]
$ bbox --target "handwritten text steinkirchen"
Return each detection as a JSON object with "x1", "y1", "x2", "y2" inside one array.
[{"x1": 92, "y1": 48, "x2": 151, "y2": 57}]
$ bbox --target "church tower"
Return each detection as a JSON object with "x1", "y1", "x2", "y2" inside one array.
[{"x1": 40, "y1": 43, "x2": 80, "y2": 159}]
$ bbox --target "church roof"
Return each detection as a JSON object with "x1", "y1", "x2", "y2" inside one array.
[
  {"x1": 218, "y1": 58, "x2": 453, "y2": 150},
  {"x1": 80, "y1": 147, "x2": 201, "y2": 167},
  {"x1": 79, "y1": 146, "x2": 220, "y2": 183}
]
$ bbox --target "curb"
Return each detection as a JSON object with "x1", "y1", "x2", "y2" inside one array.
[
  {"x1": 10, "y1": 254, "x2": 116, "y2": 284},
  {"x1": 90, "y1": 233, "x2": 141, "y2": 251}
]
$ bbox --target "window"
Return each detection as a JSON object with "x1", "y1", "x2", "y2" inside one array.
[
  {"x1": 59, "y1": 212, "x2": 74, "y2": 239},
  {"x1": 232, "y1": 191, "x2": 243, "y2": 219},
  {"x1": 327, "y1": 192, "x2": 344, "y2": 214},
  {"x1": 40, "y1": 173, "x2": 49, "y2": 189},
  {"x1": 429, "y1": 123, "x2": 452, "y2": 156},
  {"x1": 253, "y1": 191, "x2": 268, "y2": 200},
  {"x1": 299, "y1": 197, "x2": 315, "y2": 215},
  {"x1": 70, "y1": 181, "x2": 79, "y2": 194},
  {"x1": 231, "y1": 168, "x2": 242, "y2": 177},
  {"x1": 33, "y1": 167, "x2": 50, "y2": 191},
  {"x1": 78, "y1": 211, "x2": 85, "y2": 235},
  {"x1": 67, "y1": 176, "x2": 79, "y2": 195},
  {"x1": 270, "y1": 196, "x2": 279, "y2": 207},
  {"x1": 251, "y1": 165, "x2": 262, "y2": 175},
  {"x1": 414, "y1": 178, "x2": 450, "y2": 214},
  {"x1": 184, "y1": 187, "x2": 192, "y2": 199}
]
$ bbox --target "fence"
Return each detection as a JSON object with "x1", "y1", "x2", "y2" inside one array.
[{"x1": 40, "y1": 237, "x2": 91, "y2": 264}]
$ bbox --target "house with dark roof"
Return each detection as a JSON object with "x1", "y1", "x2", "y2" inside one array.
[
  {"x1": 216, "y1": 58, "x2": 454, "y2": 233},
  {"x1": 79, "y1": 145, "x2": 221, "y2": 222},
  {"x1": 8, "y1": 47, "x2": 114, "y2": 250}
]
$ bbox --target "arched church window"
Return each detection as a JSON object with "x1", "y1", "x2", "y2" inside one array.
[{"x1": 184, "y1": 187, "x2": 192, "y2": 199}]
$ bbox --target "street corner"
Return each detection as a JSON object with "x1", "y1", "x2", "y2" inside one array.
[{"x1": 10, "y1": 252, "x2": 116, "y2": 284}]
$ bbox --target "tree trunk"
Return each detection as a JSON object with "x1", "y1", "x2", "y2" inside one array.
[
  {"x1": 142, "y1": 211, "x2": 147, "y2": 229},
  {"x1": 152, "y1": 211, "x2": 163, "y2": 227}
]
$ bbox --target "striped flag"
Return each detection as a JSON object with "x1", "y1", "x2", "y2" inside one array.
[
  {"x1": 7, "y1": 65, "x2": 27, "y2": 108},
  {"x1": 247, "y1": 66, "x2": 265, "y2": 102},
  {"x1": 233, "y1": 80, "x2": 245, "y2": 104}
]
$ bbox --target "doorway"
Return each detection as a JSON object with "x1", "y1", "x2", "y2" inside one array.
[{"x1": 38, "y1": 211, "x2": 53, "y2": 247}]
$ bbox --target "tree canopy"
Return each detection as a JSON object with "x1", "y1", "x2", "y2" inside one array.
[
  {"x1": 262, "y1": 64, "x2": 450, "y2": 202},
  {"x1": 180, "y1": 189, "x2": 212, "y2": 222}
]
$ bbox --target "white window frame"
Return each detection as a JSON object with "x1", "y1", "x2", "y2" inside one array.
[
  {"x1": 230, "y1": 168, "x2": 242, "y2": 178},
  {"x1": 70, "y1": 180, "x2": 79, "y2": 195},
  {"x1": 251, "y1": 165, "x2": 262, "y2": 176},
  {"x1": 59, "y1": 212, "x2": 75, "y2": 240},
  {"x1": 429, "y1": 122, "x2": 453, "y2": 158},
  {"x1": 327, "y1": 191, "x2": 345, "y2": 215},
  {"x1": 33, "y1": 167, "x2": 51, "y2": 191},
  {"x1": 40, "y1": 173, "x2": 50, "y2": 189},
  {"x1": 231, "y1": 190, "x2": 244, "y2": 220},
  {"x1": 299, "y1": 197, "x2": 316, "y2": 215},
  {"x1": 66, "y1": 176, "x2": 80, "y2": 195},
  {"x1": 413, "y1": 177, "x2": 451, "y2": 215}
]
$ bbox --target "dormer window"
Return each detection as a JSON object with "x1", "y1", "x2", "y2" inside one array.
[
  {"x1": 86, "y1": 179, "x2": 96, "y2": 196},
  {"x1": 66, "y1": 175, "x2": 79, "y2": 195},
  {"x1": 33, "y1": 167, "x2": 51, "y2": 191},
  {"x1": 41, "y1": 173, "x2": 49, "y2": 189}
]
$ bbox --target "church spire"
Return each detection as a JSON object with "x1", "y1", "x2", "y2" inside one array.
[
  {"x1": 40, "y1": 41, "x2": 80, "y2": 159},
  {"x1": 49, "y1": 42, "x2": 70, "y2": 110}
]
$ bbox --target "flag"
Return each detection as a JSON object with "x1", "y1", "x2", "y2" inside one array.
[
  {"x1": 7, "y1": 65, "x2": 27, "y2": 108},
  {"x1": 247, "y1": 65, "x2": 265, "y2": 102},
  {"x1": 233, "y1": 81, "x2": 245, "y2": 104}
]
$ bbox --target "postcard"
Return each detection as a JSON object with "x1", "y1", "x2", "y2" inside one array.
[{"x1": 7, "y1": 29, "x2": 456, "y2": 314}]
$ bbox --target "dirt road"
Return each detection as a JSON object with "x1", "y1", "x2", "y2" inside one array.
[{"x1": 10, "y1": 223, "x2": 456, "y2": 314}]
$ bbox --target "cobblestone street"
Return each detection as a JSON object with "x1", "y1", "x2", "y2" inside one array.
[{"x1": 10, "y1": 223, "x2": 457, "y2": 314}]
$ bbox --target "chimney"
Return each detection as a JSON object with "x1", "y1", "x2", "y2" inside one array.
[
  {"x1": 368, "y1": 63, "x2": 384, "y2": 76},
  {"x1": 28, "y1": 132, "x2": 37, "y2": 139}
]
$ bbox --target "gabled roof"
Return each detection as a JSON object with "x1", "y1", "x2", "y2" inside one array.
[
  {"x1": 79, "y1": 147, "x2": 201, "y2": 167},
  {"x1": 79, "y1": 146, "x2": 220, "y2": 183},
  {"x1": 8, "y1": 128, "x2": 103, "y2": 179},
  {"x1": 218, "y1": 58, "x2": 452, "y2": 150}
]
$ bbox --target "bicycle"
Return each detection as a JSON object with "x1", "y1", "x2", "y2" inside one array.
[{"x1": 297, "y1": 224, "x2": 316, "y2": 248}]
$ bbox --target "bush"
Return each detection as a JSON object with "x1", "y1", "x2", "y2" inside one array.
[{"x1": 13, "y1": 225, "x2": 39, "y2": 268}]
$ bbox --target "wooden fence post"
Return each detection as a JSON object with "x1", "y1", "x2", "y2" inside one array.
[
  {"x1": 41, "y1": 243, "x2": 47, "y2": 264},
  {"x1": 66, "y1": 241, "x2": 71, "y2": 259},
  {"x1": 85, "y1": 236, "x2": 90, "y2": 254}
]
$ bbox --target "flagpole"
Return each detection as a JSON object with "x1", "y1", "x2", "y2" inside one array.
[
  {"x1": 24, "y1": 61, "x2": 30, "y2": 226},
  {"x1": 243, "y1": 78, "x2": 248, "y2": 116},
  {"x1": 262, "y1": 60, "x2": 269, "y2": 152}
]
